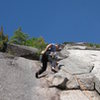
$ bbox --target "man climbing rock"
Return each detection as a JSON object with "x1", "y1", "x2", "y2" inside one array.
[{"x1": 35, "y1": 43, "x2": 61, "y2": 78}]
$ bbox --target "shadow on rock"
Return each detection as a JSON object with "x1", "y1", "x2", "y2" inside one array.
[{"x1": 49, "y1": 78, "x2": 69, "y2": 90}]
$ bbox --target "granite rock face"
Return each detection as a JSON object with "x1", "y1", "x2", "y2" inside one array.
[
  {"x1": 0, "y1": 52, "x2": 59, "y2": 100},
  {"x1": 0, "y1": 44, "x2": 100, "y2": 100}
]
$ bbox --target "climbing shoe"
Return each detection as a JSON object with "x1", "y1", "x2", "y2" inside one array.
[{"x1": 35, "y1": 72, "x2": 39, "y2": 78}]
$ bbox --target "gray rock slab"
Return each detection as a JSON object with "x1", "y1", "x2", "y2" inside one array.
[
  {"x1": 66, "y1": 76, "x2": 80, "y2": 89},
  {"x1": 60, "y1": 90, "x2": 89, "y2": 100},
  {"x1": 84, "y1": 91, "x2": 100, "y2": 100},
  {"x1": 76, "y1": 74, "x2": 95, "y2": 90},
  {"x1": 50, "y1": 76, "x2": 65, "y2": 86},
  {"x1": 1, "y1": 47, "x2": 100, "y2": 100},
  {"x1": 60, "y1": 90, "x2": 100, "y2": 100},
  {"x1": 59, "y1": 46, "x2": 70, "y2": 58},
  {"x1": 0, "y1": 54, "x2": 59, "y2": 100},
  {"x1": 59, "y1": 49, "x2": 100, "y2": 93},
  {"x1": 7, "y1": 44, "x2": 39, "y2": 60},
  {"x1": 59, "y1": 56, "x2": 93, "y2": 75},
  {"x1": 94, "y1": 74, "x2": 100, "y2": 94},
  {"x1": 68, "y1": 45, "x2": 87, "y2": 50}
]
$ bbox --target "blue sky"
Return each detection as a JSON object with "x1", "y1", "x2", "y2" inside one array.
[{"x1": 0, "y1": 0, "x2": 100, "y2": 43}]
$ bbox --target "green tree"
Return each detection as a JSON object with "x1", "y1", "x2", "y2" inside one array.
[
  {"x1": 9, "y1": 27, "x2": 29, "y2": 45},
  {"x1": 25, "y1": 36, "x2": 47, "y2": 51},
  {"x1": 9, "y1": 27, "x2": 47, "y2": 54},
  {"x1": 95, "y1": 44, "x2": 100, "y2": 48},
  {"x1": 0, "y1": 26, "x2": 8, "y2": 52}
]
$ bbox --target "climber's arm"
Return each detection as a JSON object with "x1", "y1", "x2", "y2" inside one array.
[{"x1": 41, "y1": 44, "x2": 52, "y2": 54}]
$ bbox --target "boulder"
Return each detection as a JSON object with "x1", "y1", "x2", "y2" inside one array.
[
  {"x1": 7, "y1": 44, "x2": 39, "y2": 60},
  {"x1": 49, "y1": 76, "x2": 68, "y2": 90}
]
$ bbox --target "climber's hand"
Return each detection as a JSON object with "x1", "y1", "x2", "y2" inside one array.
[{"x1": 41, "y1": 50, "x2": 45, "y2": 55}]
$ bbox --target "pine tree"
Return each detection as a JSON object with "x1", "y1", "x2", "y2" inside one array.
[{"x1": 9, "y1": 27, "x2": 29, "y2": 45}]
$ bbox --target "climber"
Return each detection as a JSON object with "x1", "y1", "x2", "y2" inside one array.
[{"x1": 35, "y1": 43, "x2": 61, "y2": 78}]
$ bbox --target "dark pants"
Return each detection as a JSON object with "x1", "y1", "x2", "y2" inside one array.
[{"x1": 36, "y1": 53, "x2": 48, "y2": 75}]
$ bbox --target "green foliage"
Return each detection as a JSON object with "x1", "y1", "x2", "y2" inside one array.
[
  {"x1": 95, "y1": 44, "x2": 100, "y2": 48},
  {"x1": 9, "y1": 27, "x2": 29, "y2": 45},
  {"x1": 0, "y1": 41, "x2": 4, "y2": 49},
  {"x1": 63, "y1": 42, "x2": 74, "y2": 45},
  {"x1": 86, "y1": 43, "x2": 100, "y2": 48},
  {"x1": 86, "y1": 43, "x2": 94, "y2": 47},
  {"x1": 25, "y1": 37, "x2": 47, "y2": 52},
  {"x1": 0, "y1": 26, "x2": 8, "y2": 52},
  {"x1": 9, "y1": 27, "x2": 47, "y2": 54}
]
